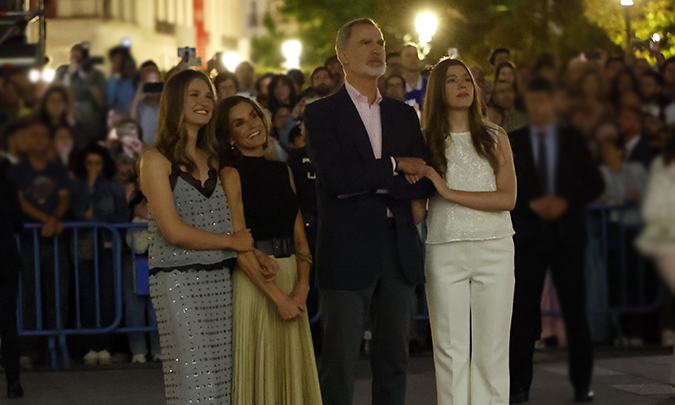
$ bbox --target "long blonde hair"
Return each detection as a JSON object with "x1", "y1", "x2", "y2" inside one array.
[
  {"x1": 153, "y1": 70, "x2": 220, "y2": 171},
  {"x1": 422, "y1": 58, "x2": 499, "y2": 177}
]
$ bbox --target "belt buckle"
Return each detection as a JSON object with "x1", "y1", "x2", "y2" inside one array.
[{"x1": 273, "y1": 238, "x2": 291, "y2": 258}]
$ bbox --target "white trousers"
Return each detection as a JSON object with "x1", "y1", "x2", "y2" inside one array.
[{"x1": 426, "y1": 237, "x2": 515, "y2": 405}]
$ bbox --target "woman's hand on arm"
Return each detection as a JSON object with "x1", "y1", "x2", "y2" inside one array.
[
  {"x1": 424, "y1": 129, "x2": 517, "y2": 212},
  {"x1": 140, "y1": 150, "x2": 253, "y2": 251},
  {"x1": 220, "y1": 166, "x2": 302, "y2": 320}
]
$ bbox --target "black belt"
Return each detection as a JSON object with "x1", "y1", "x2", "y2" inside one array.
[{"x1": 255, "y1": 237, "x2": 295, "y2": 258}]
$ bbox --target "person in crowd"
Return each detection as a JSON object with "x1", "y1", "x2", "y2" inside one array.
[
  {"x1": 107, "y1": 46, "x2": 138, "y2": 115},
  {"x1": 644, "y1": 109, "x2": 666, "y2": 150},
  {"x1": 470, "y1": 66, "x2": 492, "y2": 101},
  {"x1": 633, "y1": 57, "x2": 652, "y2": 79},
  {"x1": 610, "y1": 70, "x2": 639, "y2": 109},
  {"x1": 304, "y1": 67, "x2": 333, "y2": 102},
  {"x1": 216, "y1": 95, "x2": 321, "y2": 404},
  {"x1": 106, "y1": 118, "x2": 146, "y2": 161},
  {"x1": 214, "y1": 72, "x2": 239, "y2": 101},
  {"x1": 9, "y1": 120, "x2": 73, "y2": 369},
  {"x1": 386, "y1": 52, "x2": 403, "y2": 75},
  {"x1": 384, "y1": 74, "x2": 407, "y2": 102},
  {"x1": 0, "y1": 118, "x2": 31, "y2": 164},
  {"x1": 662, "y1": 57, "x2": 675, "y2": 101},
  {"x1": 129, "y1": 68, "x2": 162, "y2": 146},
  {"x1": 605, "y1": 57, "x2": 627, "y2": 87},
  {"x1": 597, "y1": 138, "x2": 652, "y2": 347},
  {"x1": 495, "y1": 61, "x2": 517, "y2": 86},
  {"x1": 73, "y1": 144, "x2": 129, "y2": 366},
  {"x1": 288, "y1": 69, "x2": 306, "y2": 94},
  {"x1": 304, "y1": 18, "x2": 435, "y2": 405},
  {"x1": 0, "y1": 154, "x2": 24, "y2": 399},
  {"x1": 51, "y1": 125, "x2": 76, "y2": 170},
  {"x1": 324, "y1": 55, "x2": 345, "y2": 92},
  {"x1": 267, "y1": 74, "x2": 298, "y2": 115},
  {"x1": 637, "y1": 126, "x2": 675, "y2": 383},
  {"x1": 508, "y1": 76, "x2": 604, "y2": 404},
  {"x1": 270, "y1": 105, "x2": 292, "y2": 162},
  {"x1": 420, "y1": 58, "x2": 516, "y2": 404},
  {"x1": 254, "y1": 73, "x2": 275, "y2": 110},
  {"x1": 533, "y1": 58, "x2": 559, "y2": 83},
  {"x1": 617, "y1": 106, "x2": 658, "y2": 169},
  {"x1": 571, "y1": 69, "x2": 611, "y2": 138},
  {"x1": 55, "y1": 43, "x2": 107, "y2": 149},
  {"x1": 490, "y1": 48, "x2": 511, "y2": 71},
  {"x1": 401, "y1": 43, "x2": 427, "y2": 109},
  {"x1": 492, "y1": 80, "x2": 528, "y2": 132},
  {"x1": 641, "y1": 71, "x2": 671, "y2": 113},
  {"x1": 516, "y1": 64, "x2": 534, "y2": 99},
  {"x1": 37, "y1": 85, "x2": 73, "y2": 131},
  {"x1": 486, "y1": 103, "x2": 505, "y2": 126},
  {"x1": 235, "y1": 61, "x2": 256, "y2": 97},
  {"x1": 138, "y1": 69, "x2": 254, "y2": 404}
]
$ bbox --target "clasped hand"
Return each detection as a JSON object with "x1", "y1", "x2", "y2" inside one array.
[{"x1": 530, "y1": 195, "x2": 569, "y2": 221}]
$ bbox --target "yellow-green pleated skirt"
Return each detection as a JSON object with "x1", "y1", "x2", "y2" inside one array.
[{"x1": 232, "y1": 255, "x2": 323, "y2": 405}]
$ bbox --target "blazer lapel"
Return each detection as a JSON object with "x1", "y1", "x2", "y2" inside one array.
[{"x1": 337, "y1": 86, "x2": 376, "y2": 161}]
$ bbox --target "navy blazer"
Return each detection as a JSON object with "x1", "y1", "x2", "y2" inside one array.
[
  {"x1": 509, "y1": 124, "x2": 605, "y2": 249},
  {"x1": 304, "y1": 86, "x2": 435, "y2": 290}
]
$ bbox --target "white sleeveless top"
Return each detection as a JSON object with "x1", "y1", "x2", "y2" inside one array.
[{"x1": 426, "y1": 126, "x2": 515, "y2": 244}]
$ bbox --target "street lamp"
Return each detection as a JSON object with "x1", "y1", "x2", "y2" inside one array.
[
  {"x1": 652, "y1": 33, "x2": 661, "y2": 43},
  {"x1": 416, "y1": 13, "x2": 438, "y2": 58},
  {"x1": 282, "y1": 40, "x2": 302, "y2": 70},
  {"x1": 416, "y1": 13, "x2": 438, "y2": 44},
  {"x1": 621, "y1": 0, "x2": 633, "y2": 50},
  {"x1": 221, "y1": 52, "x2": 244, "y2": 73}
]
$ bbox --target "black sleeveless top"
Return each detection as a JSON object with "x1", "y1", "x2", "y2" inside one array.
[{"x1": 236, "y1": 156, "x2": 298, "y2": 241}]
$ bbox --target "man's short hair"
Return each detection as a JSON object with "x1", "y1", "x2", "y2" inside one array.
[
  {"x1": 335, "y1": 18, "x2": 379, "y2": 53},
  {"x1": 287, "y1": 69, "x2": 305, "y2": 88},
  {"x1": 526, "y1": 76, "x2": 556, "y2": 95},
  {"x1": 311, "y1": 66, "x2": 331, "y2": 81},
  {"x1": 489, "y1": 48, "x2": 510, "y2": 65},
  {"x1": 642, "y1": 70, "x2": 665, "y2": 87},
  {"x1": 324, "y1": 55, "x2": 339, "y2": 67},
  {"x1": 386, "y1": 52, "x2": 400, "y2": 60},
  {"x1": 0, "y1": 117, "x2": 32, "y2": 151},
  {"x1": 214, "y1": 72, "x2": 239, "y2": 90}
]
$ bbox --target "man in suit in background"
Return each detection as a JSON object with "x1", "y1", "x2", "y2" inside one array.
[
  {"x1": 0, "y1": 155, "x2": 24, "y2": 399},
  {"x1": 617, "y1": 106, "x2": 658, "y2": 170},
  {"x1": 304, "y1": 18, "x2": 435, "y2": 405},
  {"x1": 508, "y1": 77, "x2": 605, "y2": 404}
]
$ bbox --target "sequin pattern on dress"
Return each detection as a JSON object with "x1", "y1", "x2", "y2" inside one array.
[{"x1": 426, "y1": 126, "x2": 515, "y2": 244}]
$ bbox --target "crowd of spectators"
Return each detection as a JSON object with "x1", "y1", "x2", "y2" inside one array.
[{"x1": 1, "y1": 39, "x2": 675, "y2": 370}]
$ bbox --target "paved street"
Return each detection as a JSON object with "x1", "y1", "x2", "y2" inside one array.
[{"x1": 6, "y1": 348, "x2": 675, "y2": 404}]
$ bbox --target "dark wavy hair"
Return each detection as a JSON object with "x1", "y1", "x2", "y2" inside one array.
[
  {"x1": 422, "y1": 58, "x2": 500, "y2": 177},
  {"x1": 38, "y1": 85, "x2": 72, "y2": 128},
  {"x1": 75, "y1": 143, "x2": 116, "y2": 180},
  {"x1": 267, "y1": 74, "x2": 298, "y2": 113},
  {"x1": 215, "y1": 96, "x2": 272, "y2": 167}
]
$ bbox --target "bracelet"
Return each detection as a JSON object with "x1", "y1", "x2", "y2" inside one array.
[{"x1": 295, "y1": 252, "x2": 313, "y2": 265}]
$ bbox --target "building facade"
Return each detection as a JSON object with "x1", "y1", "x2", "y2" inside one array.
[{"x1": 36, "y1": 0, "x2": 280, "y2": 71}]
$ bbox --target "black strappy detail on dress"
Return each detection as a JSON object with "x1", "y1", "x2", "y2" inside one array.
[{"x1": 169, "y1": 165, "x2": 218, "y2": 198}]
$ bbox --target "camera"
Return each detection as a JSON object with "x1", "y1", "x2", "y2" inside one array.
[
  {"x1": 143, "y1": 82, "x2": 164, "y2": 93},
  {"x1": 177, "y1": 47, "x2": 202, "y2": 67},
  {"x1": 78, "y1": 42, "x2": 104, "y2": 73}
]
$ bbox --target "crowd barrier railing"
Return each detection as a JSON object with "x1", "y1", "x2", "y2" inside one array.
[{"x1": 15, "y1": 204, "x2": 664, "y2": 369}]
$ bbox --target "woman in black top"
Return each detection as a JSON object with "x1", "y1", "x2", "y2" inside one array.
[{"x1": 217, "y1": 96, "x2": 322, "y2": 404}]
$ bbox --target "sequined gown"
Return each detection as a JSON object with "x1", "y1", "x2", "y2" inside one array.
[
  {"x1": 148, "y1": 164, "x2": 237, "y2": 405},
  {"x1": 425, "y1": 125, "x2": 515, "y2": 405}
]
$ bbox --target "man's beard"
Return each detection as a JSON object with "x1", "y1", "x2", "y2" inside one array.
[
  {"x1": 315, "y1": 84, "x2": 330, "y2": 97},
  {"x1": 353, "y1": 60, "x2": 387, "y2": 79}
]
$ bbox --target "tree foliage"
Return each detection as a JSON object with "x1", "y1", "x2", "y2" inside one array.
[
  {"x1": 585, "y1": 0, "x2": 675, "y2": 59},
  {"x1": 252, "y1": 0, "x2": 628, "y2": 70}
]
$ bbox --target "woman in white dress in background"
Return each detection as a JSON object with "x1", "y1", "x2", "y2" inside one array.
[{"x1": 419, "y1": 58, "x2": 517, "y2": 404}]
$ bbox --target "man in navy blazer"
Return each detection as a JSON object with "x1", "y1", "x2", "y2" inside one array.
[{"x1": 304, "y1": 18, "x2": 435, "y2": 405}]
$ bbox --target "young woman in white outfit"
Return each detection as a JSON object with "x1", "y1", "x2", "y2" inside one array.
[{"x1": 418, "y1": 58, "x2": 517, "y2": 405}]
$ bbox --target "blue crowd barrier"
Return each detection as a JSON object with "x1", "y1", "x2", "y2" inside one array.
[{"x1": 14, "y1": 204, "x2": 664, "y2": 369}]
